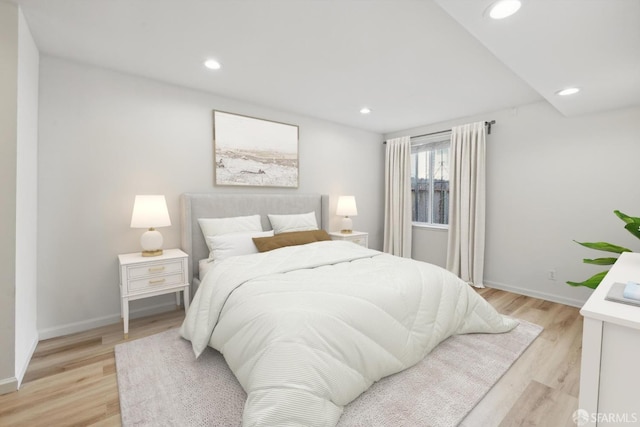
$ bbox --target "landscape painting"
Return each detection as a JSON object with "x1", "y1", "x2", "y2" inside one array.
[{"x1": 213, "y1": 111, "x2": 299, "y2": 188}]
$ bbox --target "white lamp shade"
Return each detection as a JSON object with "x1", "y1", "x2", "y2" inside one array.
[
  {"x1": 336, "y1": 196, "x2": 358, "y2": 217},
  {"x1": 130, "y1": 195, "x2": 171, "y2": 228}
]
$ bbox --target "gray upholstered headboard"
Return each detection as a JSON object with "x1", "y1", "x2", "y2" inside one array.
[{"x1": 180, "y1": 193, "x2": 329, "y2": 292}]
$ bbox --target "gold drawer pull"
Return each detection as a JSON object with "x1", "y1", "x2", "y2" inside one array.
[
  {"x1": 148, "y1": 266, "x2": 166, "y2": 273},
  {"x1": 149, "y1": 278, "x2": 166, "y2": 285}
]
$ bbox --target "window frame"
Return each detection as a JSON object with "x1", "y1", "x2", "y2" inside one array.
[{"x1": 410, "y1": 132, "x2": 451, "y2": 229}]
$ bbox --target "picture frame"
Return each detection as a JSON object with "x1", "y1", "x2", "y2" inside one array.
[{"x1": 213, "y1": 110, "x2": 299, "y2": 188}]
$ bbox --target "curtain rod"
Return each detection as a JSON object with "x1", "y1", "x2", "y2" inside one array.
[{"x1": 383, "y1": 120, "x2": 496, "y2": 144}]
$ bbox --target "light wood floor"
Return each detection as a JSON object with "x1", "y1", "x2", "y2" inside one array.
[{"x1": 0, "y1": 289, "x2": 582, "y2": 427}]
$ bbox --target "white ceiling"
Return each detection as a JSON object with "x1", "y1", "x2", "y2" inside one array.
[
  {"x1": 436, "y1": 0, "x2": 640, "y2": 119},
  {"x1": 15, "y1": 0, "x2": 640, "y2": 134}
]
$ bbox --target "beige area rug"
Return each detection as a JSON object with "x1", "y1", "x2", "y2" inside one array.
[{"x1": 115, "y1": 320, "x2": 542, "y2": 427}]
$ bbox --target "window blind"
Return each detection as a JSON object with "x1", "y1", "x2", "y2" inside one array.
[{"x1": 411, "y1": 131, "x2": 451, "y2": 153}]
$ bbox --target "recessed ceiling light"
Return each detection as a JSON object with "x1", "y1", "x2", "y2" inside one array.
[
  {"x1": 556, "y1": 87, "x2": 580, "y2": 96},
  {"x1": 487, "y1": 0, "x2": 521, "y2": 19},
  {"x1": 360, "y1": 107, "x2": 371, "y2": 114},
  {"x1": 204, "y1": 59, "x2": 222, "y2": 70}
]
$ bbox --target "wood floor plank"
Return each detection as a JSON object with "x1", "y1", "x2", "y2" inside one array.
[
  {"x1": 0, "y1": 289, "x2": 582, "y2": 426},
  {"x1": 534, "y1": 314, "x2": 583, "y2": 398},
  {"x1": 499, "y1": 380, "x2": 577, "y2": 427},
  {"x1": 24, "y1": 350, "x2": 114, "y2": 384}
]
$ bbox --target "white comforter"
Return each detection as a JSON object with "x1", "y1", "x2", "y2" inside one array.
[{"x1": 181, "y1": 241, "x2": 517, "y2": 426}]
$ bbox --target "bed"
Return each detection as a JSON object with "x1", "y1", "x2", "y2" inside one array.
[{"x1": 179, "y1": 193, "x2": 517, "y2": 427}]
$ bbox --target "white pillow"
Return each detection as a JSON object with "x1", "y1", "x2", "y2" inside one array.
[
  {"x1": 206, "y1": 230, "x2": 274, "y2": 261},
  {"x1": 198, "y1": 214, "x2": 262, "y2": 250},
  {"x1": 267, "y1": 212, "x2": 318, "y2": 234}
]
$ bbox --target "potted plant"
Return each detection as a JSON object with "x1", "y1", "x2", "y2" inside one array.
[{"x1": 568, "y1": 211, "x2": 640, "y2": 289}]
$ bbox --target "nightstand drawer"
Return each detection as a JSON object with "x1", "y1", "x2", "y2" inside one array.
[
  {"x1": 328, "y1": 231, "x2": 368, "y2": 248},
  {"x1": 350, "y1": 237, "x2": 367, "y2": 247},
  {"x1": 127, "y1": 260, "x2": 183, "y2": 279},
  {"x1": 128, "y1": 272, "x2": 185, "y2": 292}
]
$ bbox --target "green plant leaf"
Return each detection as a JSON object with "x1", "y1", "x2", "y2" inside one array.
[
  {"x1": 614, "y1": 210, "x2": 640, "y2": 225},
  {"x1": 582, "y1": 257, "x2": 618, "y2": 265},
  {"x1": 574, "y1": 240, "x2": 632, "y2": 254},
  {"x1": 567, "y1": 271, "x2": 608, "y2": 289},
  {"x1": 624, "y1": 223, "x2": 640, "y2": 240}
]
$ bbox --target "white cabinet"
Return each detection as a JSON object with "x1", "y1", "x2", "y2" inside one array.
[
  {"x1": 328, "y1": 231, "x2": 368, "y2": 248},
  {"x1": 579, "y1": 252, "x2": 640, "y2": 426},
  {"x1": 118, "y1": 248, "x2": 189, "y2": 338}
]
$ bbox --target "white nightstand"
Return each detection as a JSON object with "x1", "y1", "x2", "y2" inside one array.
[
  {"x1": 328, "y1": 231, "x2": 368, "y2": 248},
  {"x1": 118, "y1": 248, "x2": 189, "y2": 338},
  {"x1": 579, "y1": 252, "x2": 640, "y2": 425}
]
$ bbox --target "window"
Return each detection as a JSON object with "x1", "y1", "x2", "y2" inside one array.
[{"x1": 410, "y1": 133, "x2": 451, "y2": 226}]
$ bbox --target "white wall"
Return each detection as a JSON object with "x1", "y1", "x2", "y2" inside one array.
[
  {"x1": 0, "y1": 1, "x2": 19, "y2": 394},
  {"x1": 0, "y1": 3, "x2": 40, "y2": 393},
  {"x1": 37, "y1": 56, "x2": 384, "y2": 338},
  {"x1": 15, "y1": 7, "x2": 39, "y2": 386},
  {"x1": 386, "y1": 101, "x2": 640, "y2": 307}
]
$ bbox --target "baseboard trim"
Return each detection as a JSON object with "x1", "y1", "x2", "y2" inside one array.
[
  {"x1": 38, "y1": 302, "x2": 179, "y2": 340},
  {"x1": 484, "y1": 280, "x2": 587, "y2": 308},
  {"x1": 0, "y1": 376, "x2": 18, "y2": 396}
]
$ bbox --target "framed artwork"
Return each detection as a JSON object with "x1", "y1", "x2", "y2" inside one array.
[{"x1": 213, "y1": 110, "x2": 299, "y2": 188}]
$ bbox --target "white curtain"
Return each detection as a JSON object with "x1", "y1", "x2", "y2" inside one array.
[
  {"x1": 446, "y1": 122, "x2": 486, "y2": 287},
  {"x1": 384, "y1": 136, "x2": 412, "y2": 257}
]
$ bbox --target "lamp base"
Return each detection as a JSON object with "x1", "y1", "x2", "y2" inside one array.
[
  {"x1": 340, "y1": 217, "x2": 353, "y2": 234},
  {"x1": 141, "y1": 249, "x2": 163, "y2": 257},
  {"x1": 140, "y1": 228, "x2": 164, "y2": 257}
]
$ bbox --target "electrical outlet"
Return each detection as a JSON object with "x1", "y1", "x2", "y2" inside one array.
[{"x1": 547, "y1": 269, "x2": 557, "y2": 281}]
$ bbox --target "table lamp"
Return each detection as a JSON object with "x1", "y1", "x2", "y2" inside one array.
[
  {"x1": 336, "y1": 196, "x2": 357, "y2": 234},
  {"x1": 130, "y1": 195, "x2": 171, "y2": 256}
]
